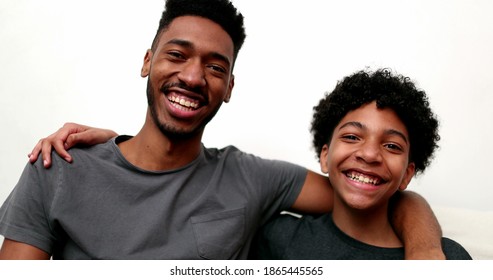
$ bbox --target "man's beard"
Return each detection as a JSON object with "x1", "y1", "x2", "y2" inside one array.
[{"x1": 146, "y1": 78, "x2": 220, "y2": 140}]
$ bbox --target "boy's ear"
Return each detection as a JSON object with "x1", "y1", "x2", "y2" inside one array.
[
  {"x1": 320, "y1": 144, "x2": 330, "y2": 174},
  {"x1": 399, "y1": 162, "x2": 416, "y2": 191}
]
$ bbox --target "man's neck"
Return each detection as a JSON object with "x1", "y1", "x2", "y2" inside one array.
[
  {"x1": 331, "y1": 197, "x2": 403, "y2": 248},
  {"x1": 117, "y1": 124, "x2": 203, "y2": 171}
]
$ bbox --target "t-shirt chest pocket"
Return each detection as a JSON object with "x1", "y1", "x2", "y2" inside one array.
[{"x1": 191, "y1": 207, "x2": 245, "y2": 259}]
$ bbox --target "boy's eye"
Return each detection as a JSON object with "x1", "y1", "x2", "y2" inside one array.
[
  {"x1": 341, "y1": 135, "x2": 359, "y2": 141},
  {"x1": 384, "y1": 143, "x2": 403, "y2": 152}
]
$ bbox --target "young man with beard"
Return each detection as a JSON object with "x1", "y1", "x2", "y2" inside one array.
[{"x1": 1, "y1": 0, "x2": 443, "y2": 259}]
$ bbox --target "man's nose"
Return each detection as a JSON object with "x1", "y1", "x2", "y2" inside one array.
[{"x1": 177, "y1": 60, "x2": 206, "y2": 88}]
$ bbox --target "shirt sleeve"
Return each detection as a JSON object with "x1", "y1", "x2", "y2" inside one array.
[
  {"x1": 0, "y1": 159, "x2": 57, "y2": 254},
  {"x1": 236, "y1": 151, "x2": 307, "y2": 225}
]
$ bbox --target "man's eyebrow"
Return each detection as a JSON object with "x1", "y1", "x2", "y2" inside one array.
[
  {"x1": 339, "y1": 121, "x2": 409, "y2": 144},
  {"x1": 165, "y1": 38, "x2": 193, "y2": 49},
  {"x1": 165, "y1": 39, "x2": 231, "y2": 68},
  {"x1": 209, "y1": 52, "x2": 231, "y2": 69}
]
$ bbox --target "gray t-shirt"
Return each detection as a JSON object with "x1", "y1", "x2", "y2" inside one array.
[
  {"x1": 252, "y1": 213, "x2": 472, "y2": 260},
  {"x1": 0, "y1": 136, "x2": 306, "y2": 259}
]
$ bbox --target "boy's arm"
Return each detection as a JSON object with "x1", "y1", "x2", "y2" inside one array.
[
  {"x1": 29, "y1": 122, "x2": 117, "y2": 168},
  {"x1": 0, "y1": 239, "x2": 50, "y2": 260},
  {"x1": 390, "y1": 191, "x2": 445, "y2": 259}
]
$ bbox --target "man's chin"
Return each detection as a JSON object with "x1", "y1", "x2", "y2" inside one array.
[{"x1": 156, "y1": 122, "x2": 205, "y2": 140}]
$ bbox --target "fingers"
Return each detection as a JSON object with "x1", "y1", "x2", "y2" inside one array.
[
  {"x1": 51, "y1": 137, "x2": 73, "y2": 164},
  {"x1": 40, "y1": 140, "x2": 53, "y2": 168},
  {"x1": 28, "y1": 123, "x2": 80, "y2": 168},
  {"x1": 27, "y1": 122, "x2": 115, "y2": 169},
  {"x1": 65, "y1": 128, "x2": 118, "y2": 148},
  {"x1": 28, "y1": 137, "x2": 55, "y2": 168},
  {"x1": 28, "y1": 139, "x2": 44, "y2": 164},
  {"x1": 65, "y1": 132, "x2": 83, "y2": 150},
  {"x1": 64, "y1": 129, "x2": 95, "y2": 148},
  {"x1": 35, "y1": 138, "x2": 72, "y2": 169}
]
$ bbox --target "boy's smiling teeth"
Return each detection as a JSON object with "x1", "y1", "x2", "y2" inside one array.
[
  {"x1": 345, "y1": 171, "x2": 382, "y2": 185},
  {"x1": 169, "y1": 96, "x2": 199, "y2": 110}
]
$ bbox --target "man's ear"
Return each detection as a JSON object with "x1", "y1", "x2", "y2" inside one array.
[
  {"x1": 399, "y1": 162, "x2": 416, "y2": 191},
  {"x1": 224, "y1": 74, "x2": 234, "y2": 103},
  {"x1": 141, "y1": 49, "x2": 153, "y2": 78},
  {"x1": 320, "y1": 144, "x2": 330, "y2": 174}
]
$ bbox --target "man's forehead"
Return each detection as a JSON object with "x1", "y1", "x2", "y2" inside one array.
[
  {"x1": 157, "y1": 16, "x2": 234, "y2": 56},
  {"x1": 163, "y1": 15, "x2": 231, "y2": 40}
]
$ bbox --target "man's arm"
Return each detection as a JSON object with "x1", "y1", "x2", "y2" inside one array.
[
  {"x1": 29, "y1": 122, "x2": 117, "y2": 168},
  {"x1": 0, "y1": 239, "x2": 50, "y2": 260},
  {"x1": 390, "y1": 191, "x2": 445, "y2": 259},
  {"x1": 291, "y1": 171, "x2": 333, "y2": 214}
]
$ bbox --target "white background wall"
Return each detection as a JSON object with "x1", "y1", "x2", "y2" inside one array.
[{"x1": 1, "y1": 0, "x2": 492, "y2": 217}]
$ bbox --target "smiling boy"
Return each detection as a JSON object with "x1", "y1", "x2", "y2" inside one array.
[{"x1": 253, "y1": 68, "x2": 472, "y2": 259}]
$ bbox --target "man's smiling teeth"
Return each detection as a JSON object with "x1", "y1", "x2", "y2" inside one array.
[
  {"x1": 169, "y1": 96, "x2": 199, "y2": 109},
  {"x1": 346, "y1": 171, "x2": 381, "y2": 185}
]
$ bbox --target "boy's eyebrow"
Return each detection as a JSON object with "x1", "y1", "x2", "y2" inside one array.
[
  {"x1": 339, "y1": 121, "x2": 409, "y2": 144},
  {"x1": 339, "y1": 121, "x2": 363, "y2": 130},
  {"x1": 165, "y1": 39, "x2": 232, "y2": 69},
  {"x1": 385, "y1": 129, "x2": 409, "y2": 144}
]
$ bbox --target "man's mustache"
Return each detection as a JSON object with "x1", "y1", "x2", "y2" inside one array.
[{"x1": 160, "y1": 82, "x2": 204, "y2": 97}]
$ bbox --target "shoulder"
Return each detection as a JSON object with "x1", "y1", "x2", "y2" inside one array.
[
  {"x1": 261, "y1": 213, "x2": 328, "y2": 244},
  {"x1": 252, "y1": 212, "x2": 304, "y2": 259},
  {"x1": 265, "y1": 212, "x2": 304, "y2": 233},
  {"x1": 206, "y1": 145, "x2": 299, "y2": 165},
  {"x1": 204, "y1": 145, "x2": 306, "y2": 175},
  {"x1": 203, "y1": 145, "x2": 246, "y2": 164},
  {"x1": 442, "y1": 237, "x2": 473, "y2": 260},
  {"x1": 63, "y1": 137, "x2": 117, "y2": 162}
]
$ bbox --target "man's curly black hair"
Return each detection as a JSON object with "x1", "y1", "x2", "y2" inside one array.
[
  {"x1": 151, "y1": 0, "x2": 246, "y2": 64},
  {"x1": 310, "y1": 68, "x2": 440, "y2": 174}
]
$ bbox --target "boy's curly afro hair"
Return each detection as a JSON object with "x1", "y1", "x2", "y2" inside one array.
[{"x1": 310, "y1": 68, "x2": 440, "y2": 174}]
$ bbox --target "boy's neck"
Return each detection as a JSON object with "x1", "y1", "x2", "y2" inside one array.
[{"x1": 331, "y1": 197, "x2": 403, "y2": 248}]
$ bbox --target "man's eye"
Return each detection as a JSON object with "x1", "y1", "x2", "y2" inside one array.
[
  {"x1": 208, "y1": 64, "x2": 226, "y2": 73},
  {"x1": 168, "y1": 51, "x2": 185, "y2": 59}
]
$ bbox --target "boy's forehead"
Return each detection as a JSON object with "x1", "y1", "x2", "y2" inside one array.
[{"x1": 339, "y1": 102, "x2": 408, "y2": 133}]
